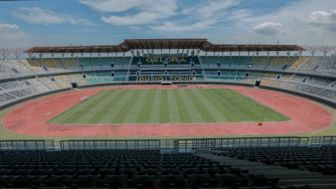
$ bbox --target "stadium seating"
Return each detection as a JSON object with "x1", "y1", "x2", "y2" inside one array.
[
  {"x1": 213, "y1": 146, "x2": 336, "y2": 176},
  {"x1": 0, "y1": 53, "x2": 335, "y2": 108},
  {"x1": 0, "y1": 144, "x2": 335, "y2": 188},
  {"x1": 0, "y1": 59, "x2": 34, "y2": 79},
  {"x1": 0, "y1": 78, "x2": 52, "y2": 106},
  {"x1": 0, "y1": 150, "x2": 283, "y2": 189}
]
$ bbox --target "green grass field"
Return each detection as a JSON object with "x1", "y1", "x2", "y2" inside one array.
[{"x1": 50, "y1": 88, "x2": 288, "y2": 124}]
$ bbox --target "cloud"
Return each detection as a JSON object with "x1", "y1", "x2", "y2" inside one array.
[
  {"x1": 303, "y1": 9, "x2": 336, "y2": 31},
  {"x1": 152, "y1": 0, "x2": 240, "y2": 33},
  {"x1": 80, "y1": 0, "x2": 177, "y2": 26},
  {"x1": 4, "y1": 0, "x2": 335, "y2": 47},
  {"x1": 152, "y1": 20, "x2": 215, "y2": 32},
  {"x1": 190, "y1": 0, "x2": 239, "y2": 19},
  {"x1": 0, "y1": 23, "x2": 30, "y2": 48},
  {"x1": 180, "y1": 0, "x2": 240, "y2": 26},
  {"x1": 252, "y1": 22, "x2": 282, "y2": 35},
  {"x1": 103, "y1": 12, "x2": 167, "y2": 25},
  {"x1": 80, "y1": 0, "x2": 177, "y2": 25},
  {"x1": 214, "y1": 0, "x2": 336, "y2": 46},
  {"x1": 79, "y1": 0, "x2": 144, "y2": 13},
  {"x1": 15, "y1": 7, "x2": 93, "y2": 25},
  {"x1": 0, "y1": 23, "x2": 19, "y2": 30}
]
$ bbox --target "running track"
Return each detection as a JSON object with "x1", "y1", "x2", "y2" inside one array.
[{"x1": 2, "y1": 85, "x2": 334, "y2": 138}]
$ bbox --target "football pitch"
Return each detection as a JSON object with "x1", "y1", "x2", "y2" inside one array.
[{"x1": 50, "y1": 88, "x2": 289, "y2": 124}]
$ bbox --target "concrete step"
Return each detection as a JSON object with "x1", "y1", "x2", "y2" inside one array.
[
  {"x1": 253, "y1": 170, "x2": 318, "y2": 174},
  {"x1": 309, "y1": 184, "x2": 336, "y2": 189},
  {"x1": 268, "y1": 173, "x2": 334, "y2": 180},
  {"x1": 197, "y1": 152, "x2": 336, "y2": 188},
  {"x1": 279, "y1": 179, "x2": 336, "y2": 185}
]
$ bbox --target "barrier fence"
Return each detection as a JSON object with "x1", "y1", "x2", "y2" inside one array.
[
  {"x1": 0, "y1": 140, "x2": 54, "y2": 150},
  {"x1": 60, "y1": 140, "x2": 161, "y2": 150},
  {"x1": 176, "y1": 137, "x2": 310, "y2": 151},
  {"x1": 0, "y1": 136, "x2": 336, "y2": 151}
]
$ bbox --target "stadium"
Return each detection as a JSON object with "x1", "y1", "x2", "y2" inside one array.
[
  {"x1": 1, "y1": 38, "x2": 335, "y2": 139},
  {"x1": 1, "y1": 0, "x2": 336, "y2": 189}
]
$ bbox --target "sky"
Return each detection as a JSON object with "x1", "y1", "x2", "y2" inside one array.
[{"x1": 0, "y1": 0, "x2": 336, "y2": 48}]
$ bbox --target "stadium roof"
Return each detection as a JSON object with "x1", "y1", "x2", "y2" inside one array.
[
  {"x1": 27, "y1": 39, "x2": 305, "y2": 53},
  {"x1": 122, "y1": 39, "x2": 208, "y2": 50}
]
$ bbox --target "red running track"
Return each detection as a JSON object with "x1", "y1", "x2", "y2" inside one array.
[{"x1": 2, "y1": 85, "x2": 334, "y2": 138}]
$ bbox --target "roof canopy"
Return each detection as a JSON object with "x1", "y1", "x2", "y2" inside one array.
[
  {"x1": 27, "y1": 39, "x2": 305, "y2": 53},
  {"x1": 27, "y1": 45, "x2": 127, "y2": 54},
  {"x1": 122, "y1": 39, "x2": 208, "y2": 50}
]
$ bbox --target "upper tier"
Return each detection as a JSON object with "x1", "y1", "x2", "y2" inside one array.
[{"x1": 27, "y1": 39, "x2": 304, "y2": 53}]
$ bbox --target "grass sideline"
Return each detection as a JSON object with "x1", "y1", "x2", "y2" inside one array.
[{"x1": 49, "y1": 88, "x2": 288, "y2": 125}]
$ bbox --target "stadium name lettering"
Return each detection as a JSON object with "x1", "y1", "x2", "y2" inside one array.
[
  {"x1": 145, "y1": 56, "x2": 187, "y2": 63},
  {"x1": 138, "y1": 76, "x2": 194, "y2": 81}
]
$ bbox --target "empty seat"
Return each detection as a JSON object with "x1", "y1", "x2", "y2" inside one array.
[
  {"x1": 247, "y1": 174, "x2": 279, "y2": 188},
  {"x1": 74, "y1": 175, "x2": 98, "y2": 187},
  {"x1": 215, "y1": 173, "x2": 248, "y2": 187},
  {"x1": 188, "y1": 174, "x2": 219, "y2": 189},
  {"x1": 97, "y1": 175, "x2": 128, "y2": 188},
  {"x1": 128, "y1": 175, "x2": 156, "y2": 189},
  {"x1": 159, "y1": 175, "x2": 186, "y2": 188}
]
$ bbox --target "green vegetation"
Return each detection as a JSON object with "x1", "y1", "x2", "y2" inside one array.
[{"x1": 50, "y1": 88, "x2": 288, "y2": 124}]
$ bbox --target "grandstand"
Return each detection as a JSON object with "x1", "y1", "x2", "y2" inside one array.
[
  {"x1": 0, "y1": 137, "x2": 336, "y2": 188},
  {"x1": 0, "y1": 39, "x2": 336, "y2": 189},
  {"x1": 1, "y1": 39, "x2": 335, "y2": 108}
]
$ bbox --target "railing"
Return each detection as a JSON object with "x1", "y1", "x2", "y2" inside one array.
[
  {"x1": 1, "y1": 136, "x2": 336, "y2": 151},
  {"x1": 60, "y1": 140, "x2": 161, "y2": 150},
  {"x1": 0, "y1": 140, "x2": 53, "y2": 150},
  {"x1": 177, "y1": 136, "x2": 310, "y2": 151},
  {"x1": 310, "y1": 136, "x2": 336, "y2": 146}
]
